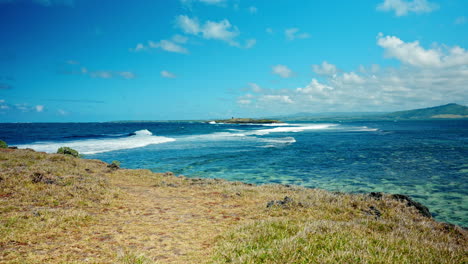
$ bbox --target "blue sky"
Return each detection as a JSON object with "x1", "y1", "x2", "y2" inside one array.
[{"x1": 0, "y1": 0, "x2": 467, "y2": 122}]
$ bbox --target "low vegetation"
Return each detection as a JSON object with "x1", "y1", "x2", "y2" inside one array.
[
  {"x1": 56, "y1": 146, "x2": 80, "y2": 158},
  {"x1": 0, "y1": 149, "x2": 466, "y2": 263},
  {"x1": 0, "y1": 140, "x2": 7, "y2": 149}
]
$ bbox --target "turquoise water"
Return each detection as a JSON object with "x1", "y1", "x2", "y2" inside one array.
[{"x1": 4, "y1": 120, "x2": 467, "y2": 226}]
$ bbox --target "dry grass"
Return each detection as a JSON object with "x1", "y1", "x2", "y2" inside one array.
[{"x1": 0, "y1": 149, "x2": 466, "y2": 263}]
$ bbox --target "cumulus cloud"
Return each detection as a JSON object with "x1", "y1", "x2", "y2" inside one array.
[
  {"x1": 172, "y1": 34, "x2": 188, "y2": 44},
  {"x1": 377, "y1": 33, "x2": 468, "y2": 68},
  {"x1": 285, "y1": 28, "x2": 310, "y2": 41},
  {"x1": 161, "y1": 70, "x2": 177, "y2": 78},
  {"x1": 272, "y1": 65, "x2": 293, "y2": 78},
  {"x1": 149, "y1": 39, "x2": 189, "y2": 54},
  {"x1": 377, "y1": 0, "x2": 438, "y2": 16},
  {"x1": 259, "y1": 95, "x2": 294, "y2": 104},
  {"x1": 245, "y1": 39, "x2": 256, "y2": 49},
  {"x1": 237, "y1": 35, "x2": 468, "y2": 113},
  {"x1": 180, "y1": 0, "x2": 226, "y2": 7},
  {"x1": 248, "y1": 82, "x2": 262, "y2": 93},
  {"x1": 312, "y1": 61, "x2": 338, "y2": 76},
  {"x1": 132, "y1": 35, "x2": 189, "y2": 53},
  {"x1": 175, "y1": 15, "x2": 240, "y2": 46},
  {"x1": 35, "y1": 105, "x2": 44, "y2": 112}
]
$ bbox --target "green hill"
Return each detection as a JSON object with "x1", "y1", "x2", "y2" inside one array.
[{"x1": 383, "y1": 103, "x2": 468, "y2": 120}]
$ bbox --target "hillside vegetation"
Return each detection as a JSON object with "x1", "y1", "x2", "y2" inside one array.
[{"x1": 0, "y1": 149, "x2": 466, "y2": 263}]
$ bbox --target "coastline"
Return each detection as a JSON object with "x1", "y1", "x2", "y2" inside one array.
[{"x1": 1, "y1": 148, "x2": 466, "y2": 263}]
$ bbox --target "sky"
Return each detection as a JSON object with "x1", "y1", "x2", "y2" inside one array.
[{"x1": 0, "y1": 0, "x2": 467, "y2": 122}]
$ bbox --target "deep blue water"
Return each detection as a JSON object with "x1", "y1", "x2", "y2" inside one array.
[{"x1": 1, "y1": 120, "x2": 467, "y2": 227}]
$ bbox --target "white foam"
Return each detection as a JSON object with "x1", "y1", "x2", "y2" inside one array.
[
  {"x1": 133, "y1": 129, "x2": 153, "y2": 136},
  {"x1": 252, "y1": 124, "x2": 337, "y2": 135},
  {"x1": 208, "y1": 121, "x2": 216, "y2": 124},
  {"x1": 260, "y1": 137, "x2": 296, "y2": 144},
  {"x1": 18, "y1": 129, "x2": 175, "y2": 155},
  {"x1": 260, "y1": 123, "x2": 293, "y2": 126}
]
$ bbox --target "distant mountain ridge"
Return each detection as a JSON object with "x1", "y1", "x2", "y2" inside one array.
[
  {"x1": 276, "y1": 103, "x2": 468, "y2": 121},
  {"x1": 381, "y1": 103, "x2": 468, "y2": 120}
]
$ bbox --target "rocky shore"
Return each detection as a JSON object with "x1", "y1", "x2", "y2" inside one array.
[{"x1": 0, "y1": 149, "x2": 466, "y2": 263}]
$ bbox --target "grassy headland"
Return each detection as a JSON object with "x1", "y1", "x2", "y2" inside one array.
[{"x1": 0, "y1": 149, "x2": 466, "y2": 263}]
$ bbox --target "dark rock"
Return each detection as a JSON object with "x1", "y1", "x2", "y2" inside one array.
[
  {"x1": 107, "y1": 163, "x2": 119, "y2": 170},
  {"x1": 163, "y1": 172, "x2": 174, "y2": 177},
  {"x1": 8, "y1": 146, "x2": 18, "y2": 149},
  {"x1": 167, "y1": 183, "x2": 178, "y2": 187},
  {"x1": 31, "y1": 172, "x2": 44, "y2": 183},
  {"x1": 267, "y1": 196, "x2": 294, "y2": 208},
  {"x1": 391, "y1": 194, "x2": 432, "y2": 218},
  {"x1": 364, "y1": 206, "x2": 382, "y2": 219},
  {"x1": 31, "y1": 172, "x2": 56, "y2": 184},
  {"x1": 369, "y1": 192, "x2": 383, "y2": 200}
]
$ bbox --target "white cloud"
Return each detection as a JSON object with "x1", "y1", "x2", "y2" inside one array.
[
  {"x1": 455, "y1": 16, "x2": 467, "y2": 25},
  {"x1": 377, "y1": 0, "x2": 438, "y2": 16},
  {"x1": 131, "y1": 43, "x2": 146, "y2": 52},
  {"x1": 236, "y1": 35, "x2": 468, "y2": 113},
  {"x1": 245, "y1": 39, "x2": 256, "y2": 49},
  {"x1": 272, "y1": 65, "x2": 293, "y2": 78},
  {"x1": 342, "y1": 72, "x2": 365, "y2": 84},
  {"x1": 0, "y1": 99, "x2": 4, "y2": 103},
  {"x1": 312, "y1": 61, "x2": 338, "y2": 76},
  {"x1": 248, "y1": 82, "x2": 262, "y2": 93},
  {"x1": 89, "y1": 71, "x2": 113, "y2": 79},
  {"x1": 35, "y1": 105, "x2": 44, "y2": 112},
  {"x1": 175, "y1": 15, "x2": 201, "y2": 35},
  {"x1": 259, "y1": 95, "x2": 294, "y2": 104},
  {"x1": 377, "y1": 33, "x2": 468, "y2": 68},
  {"x1": 285, "y1": 28, "x2": 310, "y2": 41},
  {"x1": 237, "y1": 99, "x2": 251, "y2": 105},
  {"x1": 118, "y1": 72, "x2": 136, "y2": 79},
  {"x1": 149, "y1": 39, "x2": 189, "y2": 54},
  {"x1": 248, "y1": 6, "x2": 257, "y2": 14},
  {"x1": 183, "y1": 0, "x2": 225, "y2": 5},
  {"x1": 175, "y1": 15, "x2": 240, "y2": 46},
  {"x1": 201, "y1": 19, "x2": 239, "y2": 45},
  {"x1": 172, "y1": 34, "x2": 188, "y2": 43},
  {"x1": 161, "y1": 70, "x2": 177, "y2": 78},
  {"x1": 296, "y1": 79, "x2": 333, "y2": 94},
  {"x1": 266, "y1": 28, "x2": 274, "y2": 34}
]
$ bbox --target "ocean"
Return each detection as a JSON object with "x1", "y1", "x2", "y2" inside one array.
[{"x1": 1, "y1": 120, "x2": 467, "y2": 227}]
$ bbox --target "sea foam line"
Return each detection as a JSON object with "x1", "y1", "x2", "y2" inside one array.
[{"x1": 17, "y1": 129, "x2": 176, "y2": 155}]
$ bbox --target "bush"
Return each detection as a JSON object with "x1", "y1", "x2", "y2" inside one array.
[
  {"x1": 0, "y1": 140, "x2": 7, "y2": 149},
  {"x1": 107, "y1": 160, "x2": 120, "y2": 170},
  {"x1": 57, "y1": 147, "x2": 80, "y2": 158}
]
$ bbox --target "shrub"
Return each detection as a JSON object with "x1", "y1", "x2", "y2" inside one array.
[
  {"x1": 107, "y1": 160, "x2": 120, "y2": 170},
  {"x1": 57, "y1": 147, "x2": 80, "y2": 158},
  {"x1": 0, "y1": 140, "x2": 7, "y2": 149}
]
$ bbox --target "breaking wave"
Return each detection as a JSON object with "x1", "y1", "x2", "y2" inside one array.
[{"x1": 17, "y1": 129, "x2": 175, "y2": 155}]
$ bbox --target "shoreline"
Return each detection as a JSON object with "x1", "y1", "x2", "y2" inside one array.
[{"x1": 1, "y1": 148, "x2": 466, "y2": 263}]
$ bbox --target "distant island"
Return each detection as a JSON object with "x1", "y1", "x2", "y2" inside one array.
[
  {"x1": 210, "y1": 118, "x2": 282, "y2": 124},
  {"x1": 275, "y1": 103, "x2": 468, "y2": 122}
]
